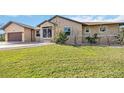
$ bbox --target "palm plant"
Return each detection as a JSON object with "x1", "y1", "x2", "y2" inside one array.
[{"x1": 55, "y1": 32, "x2": 68, "y2": 44}]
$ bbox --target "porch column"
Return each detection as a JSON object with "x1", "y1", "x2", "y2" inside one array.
[
  {"x1": 52, "y1": 27, "x2": 54, "y2": 40},
  {"x1": 40, "y1": 29, "x2": 43, "y2": 42},
  {"x1": 22, "y1": 32, "x2": 25, "y2": 42},
  {"x1": 5, "y1": 33, "x2": 8, "y2": 42}
]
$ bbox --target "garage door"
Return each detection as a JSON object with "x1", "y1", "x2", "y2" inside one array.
[{"x1": 8, "y1": 32, "x2": 22, "y2": 41}]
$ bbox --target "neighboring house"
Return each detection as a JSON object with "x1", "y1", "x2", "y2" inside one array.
[
  {"x1": 2, "y1": 21, "x2": 35, "y2": 42},
  {"x1": 2, "y1": 15, "x2": 124, "y2": 44}
]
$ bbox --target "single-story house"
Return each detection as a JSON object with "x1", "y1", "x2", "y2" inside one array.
[{"x1": 2, "y1": 15, "x2": 124, "y2": 44}]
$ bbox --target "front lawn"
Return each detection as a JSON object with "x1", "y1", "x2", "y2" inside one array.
[{"x1": 0, "y1": 44, "x2": 124, "y2": 78}]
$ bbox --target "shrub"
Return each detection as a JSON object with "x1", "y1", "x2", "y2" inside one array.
[
  {"x1": 115, "y1": 29, "x2": 124, "y2": 45},
  {"x1": 55, "y1": 32, "x2": 68, "y2": 44},
  {"x1": 86, "y1": 33, "x2": 98, "y2": 44},
  {"x1": 0, "y1": 34, "x2": 5, "y2": 41}
]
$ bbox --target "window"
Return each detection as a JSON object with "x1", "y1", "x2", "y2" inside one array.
[
  {"x1": 85, "y1": 27, "x2": 90, "y2": 32},
  {"x1": 48, "y1": 28, "x2": 52, "y2": 38},
  {"x1": 100, "y1": 26, "x2": 106, "y2": 32},
  {"x1": 43, "y1": 29, "x2": 47, "y2": 38},
  {"x1": 36, "y1": 31, "x2": 40, "y2": 36},
  {"x1": 64, "y1": 26, "x2": 71, "y2": 36},
  {"x1": 43, "y1": 27, "x2": 52, "y2": 38},
  {"x1": 119, "y1": 24, "x2": 124, "y2": 29}
]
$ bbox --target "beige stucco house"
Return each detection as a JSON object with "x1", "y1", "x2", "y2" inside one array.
[{"x1": 2, "y1": 15, "x2": 124, "y2": 45}]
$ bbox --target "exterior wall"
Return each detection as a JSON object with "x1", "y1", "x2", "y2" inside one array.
[
  {"x1": 50, "y1": 17, "x2": 83, "y2": 44},
  {"x1": 36, "y1": 21, "x2": 55, "y2": 42},
  {"x1": 83, "y1": 24, "x2": 120, "y2": 44},
  {"x1": 35, "y1": 27, "x2": 40, "y2": 42},
  {"x1": 4, "y1": 23, "x2": 25, "y2": 42},
  {"x1": 24, "y1": 28, "x2": 32, "y2": 42},
  {"x1": 31, "y1": 29, "x2": 35, "y2": 42},
  {"x1": 35, "y1": 33, "x2": 40, "y2": 42},
  {"x1": 24, "y1": 28, "x2": 35, "y2": 42}
]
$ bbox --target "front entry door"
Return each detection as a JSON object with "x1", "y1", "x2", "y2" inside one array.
[{"x1": 42, "y1": 27, "x2": 52, "y2": 42}]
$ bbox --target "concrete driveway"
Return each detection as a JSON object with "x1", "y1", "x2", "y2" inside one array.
[{"x1": 0, "y1": 42, "x2": 54, "y2": 50}]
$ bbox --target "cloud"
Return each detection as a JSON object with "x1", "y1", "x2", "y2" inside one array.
[
  {"x1": 6, "y1": 15, "x2": 19, "y2": 17},
  {"x1": 6, "y1": 15, "x2": 33, "y2": 17},
  {"x1": 67, "y1": 15, "x2": 124, "y2": 22},
  {"x1": 68, "y1": 15, "x2": 94, "y2": 22}
]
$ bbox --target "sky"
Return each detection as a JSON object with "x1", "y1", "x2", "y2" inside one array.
[{"x1": 0, "y1": 15, "x2": 124, "y2": 34}]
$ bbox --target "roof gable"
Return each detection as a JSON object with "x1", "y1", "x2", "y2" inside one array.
[
  {"x1": 1, "y1": 21, "x2": 34, "y2": 30},
  {"x1": 37, "y1": 20, "x2": 55, "y2": 27},
  {"x1": 37, "y1": 15, "x2": 86, "y2": 27},
  {"x1": 48, "y1": 15, "x2": 85, "y2": 25}
]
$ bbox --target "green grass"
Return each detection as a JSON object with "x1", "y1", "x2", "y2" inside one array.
[{"x1": 0, "y1": 44, "x2": 124, "y2": 78}]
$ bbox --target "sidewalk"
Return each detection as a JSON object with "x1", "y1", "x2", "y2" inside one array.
[{"x1": 0, "y1": 42, "x2": 54, "y2": 50}]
